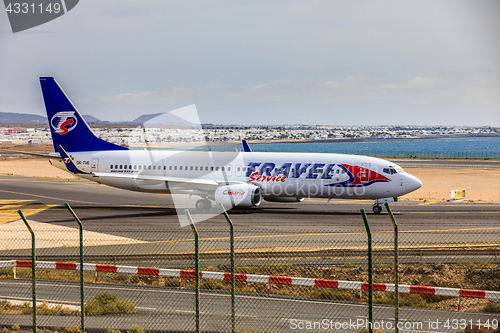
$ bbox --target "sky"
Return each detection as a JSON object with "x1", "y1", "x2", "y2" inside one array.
[{"x1": 1, "y1": 1, "x2": 499, "y2": 126}]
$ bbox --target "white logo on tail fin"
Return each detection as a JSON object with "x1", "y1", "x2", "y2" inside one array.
[{"x1": 51, "y1": 112, "x2": 78, "y2": 135}]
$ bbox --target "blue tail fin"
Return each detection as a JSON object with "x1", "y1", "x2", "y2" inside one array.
[{"x1": 40, "y1": 77, "x2": 128, "y2": 152}]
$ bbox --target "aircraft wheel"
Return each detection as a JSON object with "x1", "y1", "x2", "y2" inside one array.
[
  {"x1": 372, "y1": 205, "x2": 382, "y2": 214},
  {"x1": 195, "y1": 199, "x2": 212, "y2": 211},
  {"x1": 203, "y1": 199, "x2": 212, "y2": 210},
  {"x1": 195, "y1": 199, "x2": 206, "y2": 211}
]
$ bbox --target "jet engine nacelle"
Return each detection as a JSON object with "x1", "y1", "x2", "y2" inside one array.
[
  {"x1": 263, "y1": 196, "x2": 305, "y2": 203},
  {"x1": 214, "y1": 184, "x2": 262, "y2": 208}
]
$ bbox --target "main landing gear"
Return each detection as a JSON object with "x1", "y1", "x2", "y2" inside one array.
[
  {"x1": 195, "y1": 198, "x2": 212, "y2": 211},
  {"x1": 372, "y1": 205, "x2": 382, "y2": 214}
]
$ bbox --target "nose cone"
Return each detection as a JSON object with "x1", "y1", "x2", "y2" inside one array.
[{"x1": 406, "y1": 174, "x2": 422, "y2": 193}]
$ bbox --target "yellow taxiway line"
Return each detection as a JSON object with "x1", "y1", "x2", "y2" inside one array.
[{"x1": 0, "y1": 203, "x2": 58, "y2": 224}]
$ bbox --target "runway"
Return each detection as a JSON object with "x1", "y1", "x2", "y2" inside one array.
[
  {"x1": 0, "y1": 175, "x2": 499, "y2": 232},
  {"x1": 0, "y1": 174, "x2": 499, "y2": 265}
]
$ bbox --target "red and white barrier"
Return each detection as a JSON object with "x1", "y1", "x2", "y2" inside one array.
[{"x1": 3, "y1": 260, "x2": 499, "y2": 301}]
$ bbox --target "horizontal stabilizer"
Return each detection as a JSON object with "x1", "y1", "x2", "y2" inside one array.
[
  {"x1": 56, "y1": 145, "x2": 91, "y2": 174},
  {"x1": 0, "y1": 150, "x2": 60, "y2": 159}
]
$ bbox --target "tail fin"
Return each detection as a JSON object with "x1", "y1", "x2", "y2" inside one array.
[{"x1": 40, "y1": 77, "x2": 128, "y2": 152}]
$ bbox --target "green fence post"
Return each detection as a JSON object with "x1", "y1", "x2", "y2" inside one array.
[
  {"x1": 185, "y1": 209, "x2": 200, "y2": 333},
  {"x1": 360, "y1": 208, "x2": 373, "y2": 333},
  {"x1": 18, "y1": 210, "x2": 36, "y2": 333},
  {"x1": 384, "y1": 202, "x2": 399, "y2": 333},
  {"x1": 65, "y1": 203, "x2": 85, "y2": 333},
  {"x1": 218, "y1": 203, "x2": 236, "y2": 333}
]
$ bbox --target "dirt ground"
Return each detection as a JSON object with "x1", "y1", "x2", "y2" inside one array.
[
  {"x1": 0, "y1": 158, "x2": 499, "y2": 203},
  {"x1": 402, "y1": 167, "x2": 500, "y2": 203}
]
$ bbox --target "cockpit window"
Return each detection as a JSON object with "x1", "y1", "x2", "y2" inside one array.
[
  {"x1": 383, "y1": 166, "x2": 405, "y2": 174},
  {"x1": 383, "y1": 167, "x2": 397, "y2": 174},
  {"x1": 394, "y1": 166, "x2": 405, "y2": 173}
]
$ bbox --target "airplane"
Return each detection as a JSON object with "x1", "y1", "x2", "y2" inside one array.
[{"x1": 4, "y1": 77, "x2": 422, "y2": 214}]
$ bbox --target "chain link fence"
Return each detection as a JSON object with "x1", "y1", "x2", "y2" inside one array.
[{"x1": 0, "y1": 208, "x2": 499, "y2": 332}]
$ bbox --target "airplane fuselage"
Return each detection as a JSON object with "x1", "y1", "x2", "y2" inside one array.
[{"x1": 51, "y1": 150, "x2": 421, "y2": 200}]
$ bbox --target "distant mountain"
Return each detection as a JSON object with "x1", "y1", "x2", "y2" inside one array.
[
  {"x1": 0, "y1": 112, "x2": 101, "y2": 124},
  {"x1": 82, "y1": 115, "x2": 101, "y2": 123},
  {"x1": 132, "y1": 112, "x2": 193, "y2": 125},
  {"x1": 0, "y1": 112, "x2": 46, "y2": 123}
]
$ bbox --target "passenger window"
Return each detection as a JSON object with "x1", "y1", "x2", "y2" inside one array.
[
  {"x1": 133, "y1": 165, "x2": 136, "y2": 169},
  {"x1": 206, "y1": 166, "x2": 209, "y2": 171},
  {"x1": 148, "y1": 165, "x2": 151, "y2": 170},
  {"x1": 153, "y1": 165, "x2": 156, "y2": 170},
  {"x1": 228, "y1": 167, "x2": 231, "y2": 172},
  {"x1": 185, "y1": 166, "x2": 188, "y2": 170},
  {"x1": 180, "y1": 166, "x2": 183, "y2": 170},
  {"x1": 129, "y1": 165, "x2": 132, "y2": 169},
  {"x1": 110, "y1": 165, "x2": 113, "y2": 169},
  {"x1": 164, "y1": 166, "x2": 166, "y2": 170},
  {"x1": 174, "y1": 166, "x2": 177, "y2": 170},
  {"x1": 120, "y1": 165, "x2": 122, "y2": 169},
  {"x1": 115, "y1": 165, "x2": 118, "y2": 169},
  {"x1": 169, "y1": 166, "x2": 172, "y2": 170},
  {"x1": 195, "y1": 166, "x2": 198, "y2": 171},
  {"x1": 190, "y1": 166, "x2": 193, "y2": 170},
  {"x1": 237, "y1": 167, "x2": 240, "y2": 172},
  {"x1": 221, "y1": 167, "x2": 225, "y2": 171}
]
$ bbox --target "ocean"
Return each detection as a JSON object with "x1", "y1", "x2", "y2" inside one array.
[{"x1": 248, "y1": 137, "x2": 500, "y2": 159}]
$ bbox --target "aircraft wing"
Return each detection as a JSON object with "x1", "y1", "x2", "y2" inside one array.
[
  {"x1": 0, "y1": 150, "x2": 61, "y2": 159},
  {"x1": 92, "y1": 171, "x2": 242, "y2": 191}
]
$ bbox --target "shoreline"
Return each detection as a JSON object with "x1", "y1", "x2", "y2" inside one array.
[{"x1": 248, "y1": 133, "x2": 500, "y2": 145}]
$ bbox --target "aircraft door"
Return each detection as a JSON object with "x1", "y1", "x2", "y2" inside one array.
[
  {"x1": 360, "y1": 163, "x2": 370, "y2": 183},
  {"x1": 91, "y1": 158, "x2": 99, "y2": 172}
]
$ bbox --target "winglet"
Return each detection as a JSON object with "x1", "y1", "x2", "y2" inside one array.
[
  {"x1": 242, "y1": 140, "x2": 252, "y2": 152},
  {"x1": 56, "y1": 145, "x2": 91, "y2": 174}
]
